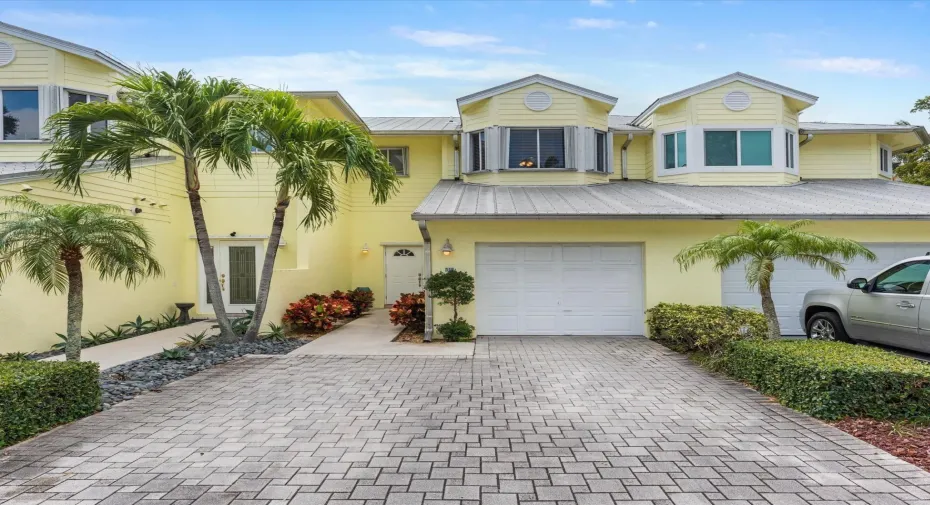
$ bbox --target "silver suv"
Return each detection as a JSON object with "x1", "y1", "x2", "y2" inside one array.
[{"x1": 801, "y1": 256, "x2": 930, "y2": 353}]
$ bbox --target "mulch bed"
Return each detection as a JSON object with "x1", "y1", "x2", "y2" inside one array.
[
  {"x1": 393, "y1": 327, "x2": 454, "y2": 343},
  {"x1": 833, "y1": 418, "x2": 930, "y2": 472}
]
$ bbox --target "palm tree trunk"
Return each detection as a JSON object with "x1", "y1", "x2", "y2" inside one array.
[
  {"x1": 63, "y1": 255, "x2": 83, "y2": 361},
  {"x1": 187, "y1": 189, "x2": 235, "y2": 340},
  {"x1": 758, "y1": 282, "x2": 782, "y2": 339},
  {"x1": 244, "y1": 198, "x2": 289, "y2": 342}
]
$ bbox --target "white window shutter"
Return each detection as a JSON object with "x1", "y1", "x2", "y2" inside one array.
[
  {"x1": 579, "y1": 127, "x2": 595, "y2": 172},
  {"x1": 460, "y1": 132, "x2": 471, "y2": 173},
  {"x1": 563, "y1": 126, "x2": 575, "y2": 169},
  {"x1": 606, "y1": 131, "x2": 615, "y2": 174},
  {"x1": 500, "y1": 127, "x2": 509, "y2": 170},
  {"x1": 37, "y1": 85, "x2": 61, "y2": 139},
  {"x1": 485, "y1": 126, "x2": 499, "y2": 171}
]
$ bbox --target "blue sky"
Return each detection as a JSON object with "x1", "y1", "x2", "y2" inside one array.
[{"x1": 3, "y1": 0, "x2": 928, "y2": 126}]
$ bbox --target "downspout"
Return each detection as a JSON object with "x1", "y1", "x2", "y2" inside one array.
[
  {"x1": 799, "y1": 133, "x2": 814, "y2": 147},
  {"x1": 418, "y1": 220, "x2": 433, "y2": 342},
  {"x1": 620, "y1": 133, "x2": 634, "y2": 180}
]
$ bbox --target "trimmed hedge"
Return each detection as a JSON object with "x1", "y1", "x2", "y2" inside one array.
[
  {"x1": 645, "y1": 303, "x2": 768, "y2": 356},
  {"x1": 0, "y1": 361, "x2": 100, "y2": 448},
  {"x1": 723, "y1": 340, "x2": 930, "y2": 420}
]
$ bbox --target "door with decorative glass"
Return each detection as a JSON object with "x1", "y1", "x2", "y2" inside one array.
[{"x1": 199, "y1": 242, "x2": 262, "y2": 315}]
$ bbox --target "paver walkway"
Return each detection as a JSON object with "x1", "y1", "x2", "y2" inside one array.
[
  {"x1": 4, "y1": 337, "x2": 930, "y2": 505},
  {"x1": 289, "y1": 310, "x2": 474, "y2": 356},
  {"x1": 42, "y1": 321, "x2": 217, "y2": 370}
]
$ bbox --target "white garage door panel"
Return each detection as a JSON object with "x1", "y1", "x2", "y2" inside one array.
[
  {"x1": 723, "y1": 243, "x2": 930, "y2": 335},
  {"x1": 476, "y1": 244, "x2": 645, "y2": 336}
]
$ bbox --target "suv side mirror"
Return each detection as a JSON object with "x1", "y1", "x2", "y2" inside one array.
[{"x1": 847, "y1": 278, "x2": 869, "y2": 291}]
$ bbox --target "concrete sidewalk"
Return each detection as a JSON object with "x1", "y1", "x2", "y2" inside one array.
[
  {"x1": 42, "y1": 320, "x2": 217, "y2": 370},
  {"x1": 289, "y1": 309, "x2": 474, "y2": 356}
]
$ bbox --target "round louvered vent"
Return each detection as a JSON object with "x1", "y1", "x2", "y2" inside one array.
[
  {"x1": 524, "y1": 91, "x2": 552, "y2": 111},
  {"x1": 723, "y1": 90, "x2": 751, "y2": 111},
  {"x1": 0, "y1": 42, "x2": 15, "y2": 67}
]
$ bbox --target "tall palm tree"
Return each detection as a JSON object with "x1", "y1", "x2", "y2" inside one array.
[
  {"x1": 0, "y1": 197, "x2": 162, "y2": 361},
  {"x1": 239, "y1": 90, "x2": 399, "y2": 341},
  {"x1": 39, "y1": 69, "x2": 254, "y2": 338},
  {"x1": 675, "y1": 220, "x2": 875, "y2": 339}
]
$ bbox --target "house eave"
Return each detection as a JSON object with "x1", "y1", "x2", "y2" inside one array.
[
  {"x1": 456, "y1": 74, "x2": 618, "y2": 109},
  {"x1": 291, "y1": 91, "x2": 368, "y2": 130},
  {"x1": 0, "y1": 21, "x2": 135, "y2": 75}
]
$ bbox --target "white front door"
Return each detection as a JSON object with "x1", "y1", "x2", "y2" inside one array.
[
  {"x1": 199, "y1": 241, "x2": 262, "y2": 314},
  {"x1": 384, "y1": 246, "x2": 423, "y2": 305}
]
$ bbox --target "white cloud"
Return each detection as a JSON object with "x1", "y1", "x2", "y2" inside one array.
[
  {"x1": 786, "y1": 57, "x2": 917, "y2": 77},
  {"x1": 646, "y1": 21, "x2": 658, "y2": 28},
  {"x1": 391, "y1": 27, "x2": 539, "y2": 55},
  {"x1": 589, "y1": 0, "x2": 613, "y2": 6},
  {"x1": 694, "y1": 42, "x2": 707, "y2": 51},
  {"x1": 0, "y1": 9, "x2": 144, "y2": 28},
  {"x1": 570, "y1": 18, "x2": 624, "y2": 29}
]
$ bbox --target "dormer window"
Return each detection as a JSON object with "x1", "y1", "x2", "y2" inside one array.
[
  {"x1": 1, "y1": 89, "x2": 40, "y2": 140},
  {"x1": 879, "y1": 145, "x2": 891, "y2": 174},
  {"x1": 595, "y1": 130, "x2": 607, "y2": 172},
  {"x1": 469, "y1": 131, "x2": 486, "y2": 171},
  {"x1": 508, "y1": 128, "x2": 565, "y2": 169},
  {"x1": 67, "y1": 91, "x2": 108, "y2": 133},
  {"x1": 663, "y1": 131, "x2": 687, "y2": 169},
  {"x1": 705, "y1": 129, "x2": 772, "y2": 166}
]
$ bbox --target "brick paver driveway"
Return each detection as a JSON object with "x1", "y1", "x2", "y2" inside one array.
[{"x1": 3, "y1": 337, "x2": 930, "y2": 505}]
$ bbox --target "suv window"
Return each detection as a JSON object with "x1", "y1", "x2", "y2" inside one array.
[{"x1": 872, "y1": 261, "x2": 930, "y2": 294}]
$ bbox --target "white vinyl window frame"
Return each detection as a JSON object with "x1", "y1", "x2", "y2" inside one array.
[
  {"x1": 703, "y1": 127, "x2": 774, "y2": 168},
  {"x1": 65, "y1": 88, "x2": 109, "y2": 133},
  {"x1": 594, "y1": 129, "x2": 608, "y2": 173},
  {"x1": 656, "y1": 124, "x2": 793, "y2": 178},
  {"x1": 785, "y1": 130, "x2": 795, "y2": 169},
  {"x1": 0, "y1": 86, "x2": 41, "y2": 143},
  {"x1": 468, "y1": 130, "x2": 486, "y2": 172},
  {"x1": 378, "y1": 146, "x2": 409, "y2": 176},
  {"x1": 506, "y1": 127, "x2": 566, "y2": 169},
  {"x1": 662, "y1": 130, "x2": 687, "y2": 170},
  {"x1": 879, "y1": 143, "x2": 892, "y2": 176}
]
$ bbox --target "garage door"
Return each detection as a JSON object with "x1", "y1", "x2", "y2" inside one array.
[
  {"x1": 722, "y1": 243, "x2": 930, "y2": 335},
  {"x1": 476, "y1": 244, "x2": 644, "y2": 336}
]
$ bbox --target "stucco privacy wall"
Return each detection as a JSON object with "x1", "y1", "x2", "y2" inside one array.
[
  {"x1": 0, "y1": 160, "x2": 188, "y2": 353},
  {"x1": 424, "y1": 220, "x2": 930, "y2": 329}
]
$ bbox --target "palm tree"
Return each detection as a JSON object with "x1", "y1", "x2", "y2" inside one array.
[
  {"x1": 239, "y1": 90, "x2": 399, "y2": 341},
  {"x1": 39, "y1": 69, "x2": 254, "y2": 338},
  {"x1": 675, "y1": 220, "x2": 875, "y2": 339},
  {"x1": 0, "y1": 197, "x2": 162, "y2": 361}
]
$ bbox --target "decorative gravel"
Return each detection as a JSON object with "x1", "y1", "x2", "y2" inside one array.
[{"x1": 98, "y1": 337, "x2": 308, "y2": 409}]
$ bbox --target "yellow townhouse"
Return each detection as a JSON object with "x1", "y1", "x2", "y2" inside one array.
[{"x1": 1, "y1": 22, "x2": 929, "y2": 351}]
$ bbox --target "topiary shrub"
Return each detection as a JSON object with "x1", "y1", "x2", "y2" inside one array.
[
  {"x1": 0, "y1": 360, "x2": 100, "y2": 448},
  {"x1": 435, "y1": 318, "x2": 474, "y2": 342},
  {"x1": 389, "y1": 291, "x2": 426, "y2": 332},
  {"x1": 645, "y1": 302, "x2": 767, "y2": 356},
  {"x1": 424, "y1": 269, "x2": 476, "y2": 341},
  {"x1": 722, "y1": 339, "x2": 930, "y2": 420}
]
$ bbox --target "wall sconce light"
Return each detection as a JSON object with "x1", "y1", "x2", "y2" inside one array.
[
  {"x1": 19, "y1": 184, "x2": 33, "y2": 192},
  {"x1": 361, "y1": 243, "x2": 370, "y2": 254},
  {"x1": 441, "y1": 239, "x2": 454, "y2": 256}
]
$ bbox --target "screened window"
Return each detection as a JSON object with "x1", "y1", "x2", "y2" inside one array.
[
  {"x1": 67, "y1": 91, "x2": 108, "y2": 134},
  {"x1": 880, "y1": 146, "x2": 891, "y2": 174},
  {"x1": 705, "y1": 130, "x2": 772, "y2": 167},
  {"x1": 663, "y1": 131, "x2": 686, "y2": 169},
  {"x1": 469, "y1": 131, "x2": 486, "y2": 171},
  {"x1": 378, "y1": 147, "x2": 408, "y2": 176},
  {"x1": 595, "y1": 130, "x2": 607, "y2": 172},
  {"x1": 2, "y1": 89, "x2": 39, "y2": 140},
  {"x1": 785, "y1": 131, "x2": 796, "y2": 169},
  {"x1": 508, "y1": 128, "x2": 565, "y2": 168}
]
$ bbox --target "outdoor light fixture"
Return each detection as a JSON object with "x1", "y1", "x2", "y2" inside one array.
[
  {"x1": 441, "y1": 239, "x2": 454, "y2": 256},
  {"x1": 361, "y1": 243, "x2": 370, "y2": 254},
  {"x1": 19, "y1": 184, "x2": 32, "y2": 192}
]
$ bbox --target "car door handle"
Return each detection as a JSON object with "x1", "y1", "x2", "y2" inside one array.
[{"x1": 897, "y1": 301, "x2": 916, "y2": 309}]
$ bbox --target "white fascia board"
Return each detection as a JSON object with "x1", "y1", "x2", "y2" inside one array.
[
  {"x1": 0, "y1": 22, "x2": 135, "y2": 75},
  {"x1": 631, "y1": 72, "x2": 819, "y2": 127},
  {"x1": 456, "y1": 74, "x2": 618, "y2": 109}
]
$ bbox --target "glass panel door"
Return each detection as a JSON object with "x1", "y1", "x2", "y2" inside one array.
[{"x1": 228, "y1": 246, "x2": 257, "y2": 305}]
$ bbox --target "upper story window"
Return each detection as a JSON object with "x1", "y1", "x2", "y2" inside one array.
[
  {"x1": 879, "y1": 145, "x2": 891, "y2": 175},
  {"x1": 469, "y1": 131, "x2": 486, "y2": 171},
  {"x1": 705, "y1": 129, "x2": 772, "y2": 167},
  {"x1": 378, "y1": 147, "x2": 408, "y2": 176},
  {"x1": 508, "y1": 128, "x2": 565, "y2": 169},
  {"x1": 2, "y1": 88, "x2": 39, "y2": 141},
  {"x1": 594, "y1": 130, "x2": 607, "y2": 172},
  {"x1": 663, "y1": 131, "x2": 687, "y2": 169},
  {"x1": 67, "y1": 91, "x2": 107, "y2": 133},
  {"x1": 785, "y1": 131, "x2": 796, "y2": 169}
]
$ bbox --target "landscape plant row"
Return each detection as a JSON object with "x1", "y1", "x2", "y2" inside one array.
[{"x1": 282, "y1": 288, "x2": 374, "y2": 332}]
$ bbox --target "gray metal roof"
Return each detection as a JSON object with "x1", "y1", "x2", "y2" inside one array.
[
  {"x1": 0, "y1": 156, "x2": 177, "y2": 182},
  {"x1": 0, "y1": 22, "x2": 134, "y2": 75},
  {"x1": 413, "y1": 179, "x2": 930, "y2": 221},
  {"x1": 364, "y1": 117, "x2": 460, "y2": 135}
]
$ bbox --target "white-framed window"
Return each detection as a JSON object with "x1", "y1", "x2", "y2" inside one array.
[
  {"x1": 785, "y1": 131, "x2": 796, "y2": 169},
  {"x1": 705, "y1": 129, "x2": 772, "y2": 167},
  {"x1": 1, "y1": 88, "x2": 40, "y2": 141},
  {"x1": 879, "y1": 144, "x2": 892, "y2": 174},
  {"x1": 378, "y1": 147, "x2": 408, "y2": 176},
  {"x1": 468, "y1": 130, "x2": 486, "y2": 172},
  {"x1": 508, "y1": 128, "x2": 565, "y2": 168},
  {"x1": 663, "y1": 131, "x2": 687, "y2": 169},
  {"x1": 66, "y1": 90, "x2": 108, "y2": 133},
  {"x1": 594, "y1": 130, "x2": 607, "y2": 172}
]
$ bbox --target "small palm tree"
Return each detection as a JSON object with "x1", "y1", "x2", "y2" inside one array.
[
  {"x1": 238, "y1": 90, "x2": 399, "y2": 341},
  {"x1": 675, "y1": 220, "x2": 875, "y2": 339},
  {"x1": 0, "y1": 197, "x2": 162, "y2": 361},
  {"x1": 40, "y1": 69, "x2": 253, "y2": 339}
]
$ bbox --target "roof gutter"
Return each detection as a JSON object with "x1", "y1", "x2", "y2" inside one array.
[
  {"x1": 417, "y1": 221, "x2": 434, "y2": 343},
  {"x1": 799, "y1": 133, "x2": 814, "y2": 147}
]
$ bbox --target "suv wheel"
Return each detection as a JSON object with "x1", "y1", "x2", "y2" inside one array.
[{"x1": 806, "y1": 312, "x2": 851, "y2": 342}]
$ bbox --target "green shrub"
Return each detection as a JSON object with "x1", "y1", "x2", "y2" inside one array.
[
  {"x1": 645, "y1": 303, "x2": 767, "y2": 355},
  {"x1": 723, "y1": 340, "x2": 930, "y2": 420},
  {"x1": 436, "y1": 318, "x2": 475, "y2": 342},
  {"x1": 389, "y1": 292, "x2": 426, "y2": 332},
  {"x1": 0, "y1": 361, "x2": 100, "y2": 448}
]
